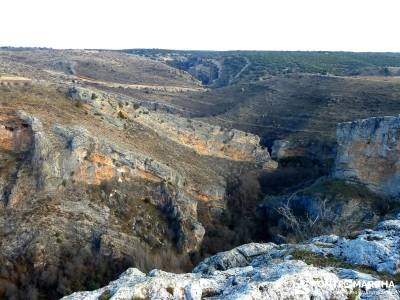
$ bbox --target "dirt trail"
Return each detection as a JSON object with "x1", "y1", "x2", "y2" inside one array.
[{"x1": 229, "y1": 57, "x2": 251, "y2": 84}]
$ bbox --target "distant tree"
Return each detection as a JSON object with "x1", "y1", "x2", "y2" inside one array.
[{"x1": 382, "y1": 67, "x2": 390, "y2": 76}]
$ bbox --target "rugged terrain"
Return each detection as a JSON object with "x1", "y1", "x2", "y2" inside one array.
[
  {"x1": 64, "y1": 216, "x2": 400, "y2": 299},
  {"x1": 1, "y1": 48, "x2": 400, "y2": 299}
]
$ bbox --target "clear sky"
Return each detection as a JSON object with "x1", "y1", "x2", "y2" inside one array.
[{"x1": 1, "y1": 0, "x2": 399, "y2": 52}]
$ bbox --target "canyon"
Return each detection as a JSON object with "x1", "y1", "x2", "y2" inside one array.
[{"x1": 0, "y1": 48, "x2": 400, "y2": 299}]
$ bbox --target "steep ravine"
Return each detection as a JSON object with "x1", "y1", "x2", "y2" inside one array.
[
  {"x1": 0, "y1": 84, "x2": 277, "y2": 299},
  {"x1": 62, "y1": 114, "x2": 400, "y2": 299},
  {"x1": 2, "y1": 57, "x2": 400, "y2": 299}
]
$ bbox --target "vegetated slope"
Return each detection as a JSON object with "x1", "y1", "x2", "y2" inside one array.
[
  {"x1": 113, "y1": 73, "x2": 400, "y2": 150},
  {"x1": 125, "y1": 49, "x2": 400, "y2": 86},
  {"x1": 198, "y1": 75, "x2": 400, "y2": 146}
]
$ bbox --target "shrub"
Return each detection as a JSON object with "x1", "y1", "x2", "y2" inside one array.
[{"x1": 74, "y1": 100, "x2": 83, "y2": 108}]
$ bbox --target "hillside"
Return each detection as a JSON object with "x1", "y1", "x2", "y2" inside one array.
[
  {"x1": 125, "y1": 49, "x2": 400, "y2": 86},
  {"x1": 1, "y1": 48, "x2": 400, "y2": 299}
]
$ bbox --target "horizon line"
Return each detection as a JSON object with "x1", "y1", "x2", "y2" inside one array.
[{"x1": 1, "y1": 46, "x2": 400, "y2": 54}]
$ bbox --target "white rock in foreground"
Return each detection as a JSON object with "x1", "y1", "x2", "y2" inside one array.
[{"x1": 63, "y1": 218, "x2": 400, "y2": 300}]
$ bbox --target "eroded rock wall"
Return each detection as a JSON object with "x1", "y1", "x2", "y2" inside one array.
[
  {"x1": 133, "y1": 108, "x2": 275, "y2": 168},
  {"x1": 334, "y1": 116, "x2": 400, "y2": 197},
  {"x1": 0, "y1": 112, "x2": 34, "y2": 206},
  {"x1": 1, "y1": 111, "x2": 207, "y2": 254}
]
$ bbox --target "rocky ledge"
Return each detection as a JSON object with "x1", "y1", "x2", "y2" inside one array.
[
  {"x1": 64, "y1": 217, "x2": 400, "y2": 299},
  {"x1": 68, "y1": 85, "x2": 276, "y2": 168},
  {"x1": 133, "y1": 108, "x2": 275, "y2": 168}
]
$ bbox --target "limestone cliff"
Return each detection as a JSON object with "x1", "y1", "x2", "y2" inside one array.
[
  {"x1": 334, "y1": 116, "x2": 400, "y2": 197},
  {"x1": 133, "y1": 108, "x2": 275, "y2": 168},
  {"x1": 0, "y1": 101, "x2": 275, "y2": 298},
  {"x1": 4, "y1": 111, "x2": 207, "y2": 254}
]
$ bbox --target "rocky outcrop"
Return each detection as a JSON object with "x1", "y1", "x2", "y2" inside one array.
[
  {"x1": 0, "y1": 112, "x2": 33, "y2": 153},
  {"x1": 0, "y1": 112, "x2": 34, "y2": 206},
  {"x1": 67, "y1": 86, "x2": 98, "y2": 102},
  {"x1": 63, "y1": 217, "x2": 400, "y2": 300},
  {"x1": 4, "y1": 111, "x2": 208, "y2": 253},
  {"x1": 51, "y1": 125, "x2": 184, "y2": 188},
  {"x1": 68, "y1": 85, "x2": 186, "y2": 114},
  {"x1": 66, "y1": 85, "x2": 275, "y2": 169},
  {"x1": 334, "y1": 116, "x2": 400, "y2": 197},
  {"x1": 133, "y1": 108, "x2": 276, "y2": 168},
  {"x1": 17, "y1": 110, "x2": 182, "y2": 188},
  {"x1": 196, "y1": 216, "x2": 400, "y2": 275}
]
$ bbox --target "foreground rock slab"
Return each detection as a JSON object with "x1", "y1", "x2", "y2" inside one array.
[{"x1": 63, "y1": 218, "x2": 400, "y2": 300}]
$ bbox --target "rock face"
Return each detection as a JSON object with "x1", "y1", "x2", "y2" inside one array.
[
  {"x1": 63, "y1": 217, "x2": 400, "y2": 300},
  {"x1": 134, "y1": 108, "x2": 275, "y2": 168},
  {"x1": 0, "y1": 78, "x2": 274, "y2": 297},
  {"x1": 0, "y1": 108, "x2": 230, "y2": 298},
  {"x1": 334, "y1": 116, "x2": 400, "y2": 197},
  {"x1": 7, "y1": 111, "x2": 205, "y2": 254},
  {"x1": 0, "y1": 112, "x2": 34, "y2": 206},
  {"x1": 0, "y1": 113, "x2": 33, "y2": 153},
  {"x1": 67, "y1": 85, "x2": 275, "y2": 188}
]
